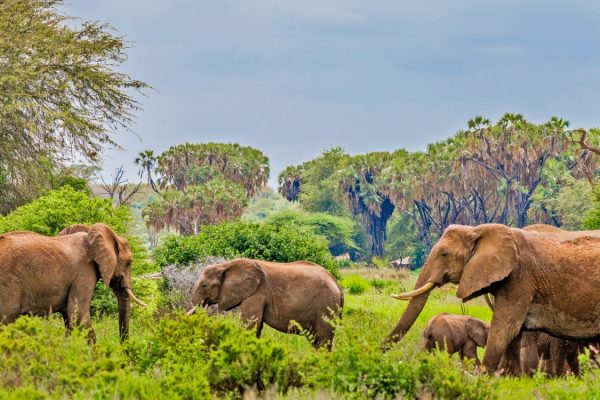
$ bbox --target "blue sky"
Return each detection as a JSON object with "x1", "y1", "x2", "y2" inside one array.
[{"x1": 65, "y1": 1, "x2": 600, "y2": 187}]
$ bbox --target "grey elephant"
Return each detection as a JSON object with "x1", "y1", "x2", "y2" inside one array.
[
  {"x1": 187, "y1": 258, "x2": 344, "y2": 349},
  {"x1": 0, "y1": 223, "x2": 146, "y2": 342},
  {"x1": 423, "y1": 313, "x2": 489, "y2": 365}
]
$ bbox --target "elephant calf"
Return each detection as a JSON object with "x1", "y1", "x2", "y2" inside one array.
[
  {"x1": 516, "y1": 331, "x2": 581, "y2": 377},
  {"x1": 423, "y1": 313, "x2": 489, "y2": 364},
  {"x1": 187, "y1": 258, "x2": 344, "y2": 349}
]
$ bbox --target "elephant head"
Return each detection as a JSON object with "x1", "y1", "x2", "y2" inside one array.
[
  {"x1": 187, "y1": 259, "x2": 263, "y2": 315},
  {"x1": 59, "y1": 223, "x2": 146, "y2": 339},
  {"x1": 383, "y1": 223, "x2": 518, "y2": 348}
]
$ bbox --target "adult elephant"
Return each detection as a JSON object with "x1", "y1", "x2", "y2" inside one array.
[
  {"x1": 382, "y1": 223, "x2": 600, "y2": 373},
  {"x1": 0, "y1": 223, "x2": 146, "y2": 342},
  {"x1": 187, "y1": 258, "x2": 344, "y2": 349}
]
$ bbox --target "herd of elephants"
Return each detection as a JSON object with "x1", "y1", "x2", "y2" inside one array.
[{"x1": 1, "y1": 221, "x2": 600, "y2": 377}]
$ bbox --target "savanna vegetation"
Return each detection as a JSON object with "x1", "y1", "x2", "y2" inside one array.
[{"x1": 4, "y1": 1, "x2": 600, "y2": 399}]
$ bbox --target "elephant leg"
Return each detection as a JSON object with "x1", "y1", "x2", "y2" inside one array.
[
  {"x1": 566, "y1": 346, "x2": 580, "y2": 376},
  {"x1": 461, "y1": 339, "x2": 480, "y2": 365},
  {"x1": 482, "y1": 294, "x2": 530, "y2": 373},
  {"x1": 520, "y1": 331, "x2": 540, "y2": 376},
  {"x1": 67, "y1": 296, "x2": 95, "y2": 343},
  {"x1": 60, "y1": 311, "x2": 71, "y2": 336},
  {"x1": 313, "y1": 318, "x2": 335, "y2": 350},
  {"x1": 502, "y1": 333, "x2": 524, "y2": 376},
  {"x1": 240, "y1": 296, "x2": 264, "y2": 338},
  {"x1": 550, "y1": 340, "x2": 566, "y2": 377}
]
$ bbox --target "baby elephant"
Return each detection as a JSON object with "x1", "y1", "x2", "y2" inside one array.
[
  {"x1": 423, "y1": 313, "x2": 489, "y2": 364},
  {"x1": 188, "y1": 258, "x2": 344, "y2": 349}
]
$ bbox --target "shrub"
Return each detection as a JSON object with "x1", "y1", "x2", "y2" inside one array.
[
  {"x1": 341, "y1": 274, "x2": 369, "y2": 295},
  {"x1": 153, "y1": 220, "x2": 338, "y2": 278},
  {"x1": 158, "y1": 256, "x2": 226, "y2": 312},
  {"x1": 125, "y1": 312, "x2": 301, "y2": 397},
  {"x1": 0, "y1": 186, "x2": 129, "y2": 235},
  {"x1": 266, "y1": 210, "x2": 362, "y2": 257}
]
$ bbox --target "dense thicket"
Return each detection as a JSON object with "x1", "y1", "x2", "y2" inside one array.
[
  {"x1": 279, "y1": 114, "x2": 600, "y2": 259},
  {"x1": 0, "y1": 0, "x2": 148, "y2": 212}
]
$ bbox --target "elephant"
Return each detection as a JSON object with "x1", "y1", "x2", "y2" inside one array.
[
  {"x1": 382, "y1": 223, "x2": 600, "y2": 373},
  {"x1": 518, "y1": 331, "x2": 581, "y2": 376},
  {"x1": 0, "y1": 223, "x2": 146, "y2": 342},
  {"x1": 422, "y1": 313, "x2": 489, "y2": 365},
  {"x1": 187, "y1": 258, "x2": 344, "y2": 349}
]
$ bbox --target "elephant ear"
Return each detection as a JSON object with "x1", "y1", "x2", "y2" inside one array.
[
  {"x1": 218, "y1": 259, "x2": 263, "y2": 311},
  {"x1": 466, "y1": 319, "x2": 489, "y2": 347},
  {"x1": 87, "y1": 223, "x2": 119, "y2": 288},
  {"x1": 456, "y1": 224, "x2": 518, "y2": 301},
  {"x1": 58, "y1": 224, "x2": 90, "y2": 236}
]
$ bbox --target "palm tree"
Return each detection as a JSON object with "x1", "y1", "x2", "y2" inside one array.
[{"x1": 134, "y1": 150, "x2": 159, "y2": 193}]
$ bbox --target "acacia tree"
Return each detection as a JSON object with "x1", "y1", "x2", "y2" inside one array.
[
  {"x1": 0, "y1": 0, "x2": 149, "y2": 212},
  {"x1": 143, "y1": 143, "x2": 269, "y2": 235}
]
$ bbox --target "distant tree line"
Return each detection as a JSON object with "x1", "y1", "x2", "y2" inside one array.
[{"x1": 279, "y1": 114, "x2": 600, "y2": 259}]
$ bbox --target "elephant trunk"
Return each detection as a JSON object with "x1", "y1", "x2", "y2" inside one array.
[
  {"x1": 116, "y1": 289, "x2": 131, "y2": 341},
  {"x1": 382, "y1": 269, "x2": 433, "y2": 350}
]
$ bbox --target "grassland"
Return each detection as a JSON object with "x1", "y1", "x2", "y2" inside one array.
[{"x1": 1, "y1": 268, "x2": 600, "y2": 399}]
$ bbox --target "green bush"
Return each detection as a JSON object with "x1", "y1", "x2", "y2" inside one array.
[
  {"x1": 0, "y1": 186, "x2": 129, "y2": 235},
  {"x1": 153, "y1": 220, "x2": 338, "y2": 278},
  {"x1": 341, "y1": 274, "x2": 369, "y2": 295},
  {"x1": 266, "y1": 209, "x2": 362, "y2": 256}
]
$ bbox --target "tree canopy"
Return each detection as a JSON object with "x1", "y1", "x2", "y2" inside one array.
[
  {"x1": 142, "y1": 143, "x2": 270, "y2": 235},
  {"x1": 279, "y1": 114, "x2": 600, "y2": 259},
  {"x1": 0, "y1": 0, "x2": 148, "y2": 212}
]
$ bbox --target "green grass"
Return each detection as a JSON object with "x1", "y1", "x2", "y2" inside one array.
[{"x1": 1, "y1": 269, "x2": 600, "y2": 399}]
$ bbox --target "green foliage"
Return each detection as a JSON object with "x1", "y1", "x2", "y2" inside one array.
[
  {"x1": 144, "y1": 142, "x2": 270, "y2": 235},
  {"x1": 584, "y1": 184, "x2": 600, "y2": 229},
  {"x1": 0, "y1": 0, "x2": 148, "y2": 212},
  {"x1": 385, "y1": 213, "x2": 418, "y2": 260},
  {"x1": 266, "y1": 209, "x2": 362, "y2": 256},
  {"x1": 4, "y1": 268, "x2": 600, "y2": 398},
  {"x1": 0, "y1": 186, "x2": 129, "y2": 236},
  {"x1": 153, "y1": 220, "x2": 338, "y2": 278},
  {"x1": 341, "y1": 274, "x2": 369, "y2": 295},
  {"x1": 242, "y1": 187, "x2": 296, "y2": 222}
]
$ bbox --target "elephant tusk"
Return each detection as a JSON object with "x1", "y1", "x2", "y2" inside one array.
[
  {"x1": 391, "y1": 282, "x2": 435, "y2": 300},
  {"x1": 484, "y1": 294, "x2": 495, "y2": 311},
  {"x1": 126, "y1": 288, "x2": 148, "y2": 307},
  {"x1": 186, "y1": 306, "x2": 197, "y2": 316}
]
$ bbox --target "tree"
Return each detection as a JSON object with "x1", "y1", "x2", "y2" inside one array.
[
  {"x1": 337, "y1": 152, "x2": 398, "y2": 258},
  {"x1": 134, "y1": 150, "x2": 159, "y2": 193},
  {"x1": 0, "y1": 0, "x2": 149, "y2": 211},
  {"x1": 143, "y1": 143, "x2": 269, "y2": 235},
  {"x1": 99, "y1": 166, "x2": 143, "y2": 207}
]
